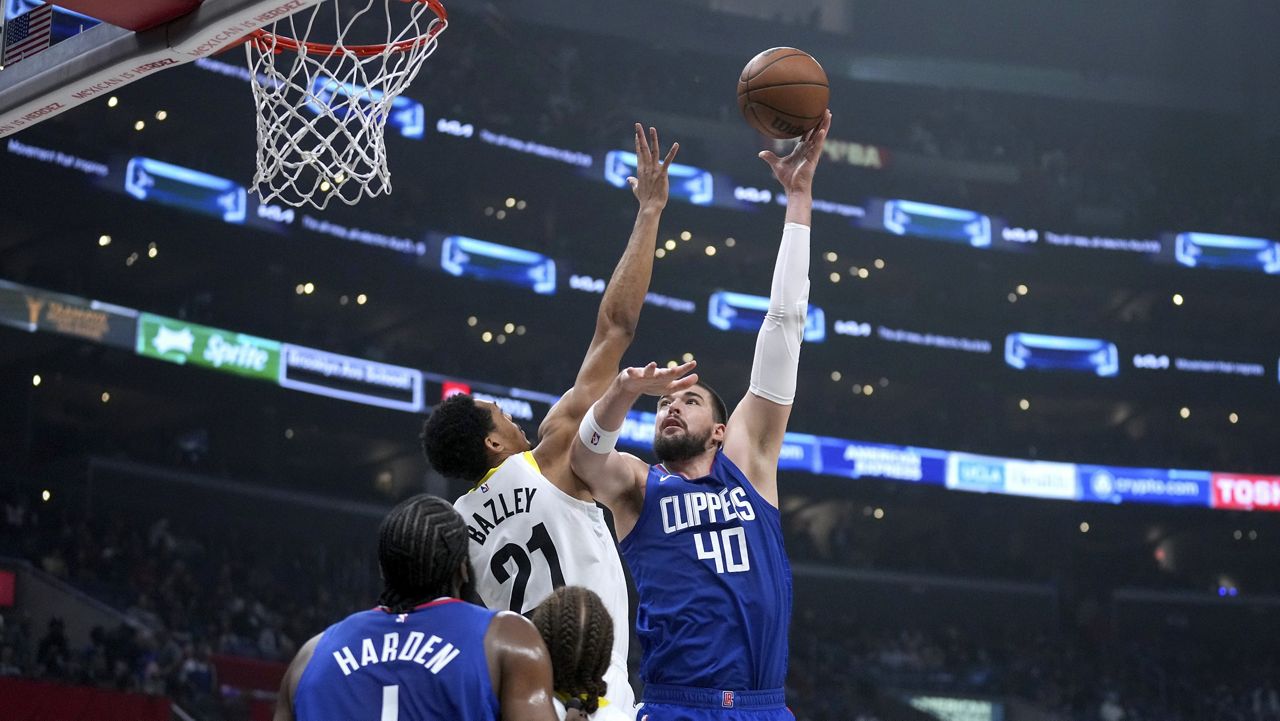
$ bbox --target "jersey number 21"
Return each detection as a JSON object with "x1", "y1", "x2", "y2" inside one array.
[{"x1": 489, "y1": 522, "x2": 565, "y2": 612}]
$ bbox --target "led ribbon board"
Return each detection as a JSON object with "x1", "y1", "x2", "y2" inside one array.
[
  {"x1": 707, "y1": 291, "x2": 825, "y2": 342},
  {"x1": 279, "y1": 344, "x2": 424, "y2": 412},
  {"x1": 1174, "y1": 232, "x2": 1280, "y2": 274},
  {"x1": 136, "y1": 313, "x2": 280, "y2": 381},
  {"x1": 882, "y1": 199, "x2": 992, "y2": 248},
  {"x1": 1005, "y1": 333, "x2": 1119, "y2": 377},
  {"x1": 125, "y1": 157, "x2": 247, "y2": 223},
  {"x1": 0, "y1": 279, "x2": 137, "y2": 349},
  {"x1": 440, "y1": 235, "x2": 557, "y2": 295},
  {"x1": 604, "y1": 150, "x2": 713, "y2": 206}
]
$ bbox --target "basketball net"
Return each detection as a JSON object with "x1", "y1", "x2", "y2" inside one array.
[{"x1": 245, "y1": 0, "x2": 447, "y2": 209}]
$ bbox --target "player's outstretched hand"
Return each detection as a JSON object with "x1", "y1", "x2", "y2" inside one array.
[
  {"x1": 617, "y1": 361, "x2": 698, "y2": 398},
  {"x1": 757, "y1": 109, "x2": 830, "y2": 196},
  {"x1": 628, "y1": 124, "x2": 680, "y2": 210}
]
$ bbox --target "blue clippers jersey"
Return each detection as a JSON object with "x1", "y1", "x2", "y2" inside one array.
[
  {"x1": 295, "y1": 599, "x2": 499, "y2": 721},
  {"x1": 620, "y1": 451, "x2": 792, "y2": 691}
]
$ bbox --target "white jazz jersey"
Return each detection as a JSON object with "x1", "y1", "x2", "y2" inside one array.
[{"x1": 454, "y1": 452, "x2": 635, "y2": 713}]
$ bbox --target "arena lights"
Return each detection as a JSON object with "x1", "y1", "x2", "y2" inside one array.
[
  {"x1": 356, "y1": 294, "x2": 368, "y2": 305},
  {"x1": 1016, "y1": 284, "x2": 1029, "y2": 296},
  {"x1": 504, "y1": 197, "x2": 515, "y2": 208},
  {"x1": 147, "y1": 243, "x2": 157, "y2": 259},
  {"x1": 1173, "y1": 293, "x2": 1184, "y2": 306},
  {"x1": 107, "y1": 96, "x2": 119, "y2": 108},
  {"x1": 862, "y1": 385, "x2": 874, "y2": 396},
  {"x1": 1019, "y1": 399, "x2": 1031, "y2": 411},
  {"x1": 481, "y1": 331, "x2": 493, "y2": 343},
  {"x1": 496, "y1": 210, "x2": 507, "y2": 220},
  {"x1": 516, "y1": 325, "x2": 526, "y2": 335},
  {"x1": 1079, "y1": 522, "x2": 1090, "y2": 533},
  {"x1": 1180, "y1": 407, "x2": 1191, "y2": 419},
  {"x1": 1229, "y1": 412, "x2": 1239, "y2": 424},
  {"x1": 829, "y1": 272, "x2": 841, "y2": 283},
  {"x1": 100, "y1": 391, "x2": 110, "y2": 403},
  {"x1": 285, "y1": 428, "x2": 294, "y2": 439},
  {"x1": 682, "y1": 353, "x2": 694, "y2": 362},
  {"x1": 31, "y1": 374, "x2": 41, "y2": 386},
  {"x1": 830, "y1": 371, "x2": 842, "y2": 381},
  {"x1": 155, "y1": 110, "x2": 168, "y2": 121},
  {"x1": 655, "y1": 249, "x2": 666, "y2": 259},
  {"x1": 874, "y1": 259, "x2": 885, "y2": 269},
  {"x1": 857, "y1": 268, "x2": 870, "y2": 279},
  {"x1": 125, "y1": 253, "x2": 138, "y2": 267},
  {"x1": 1249, "y1": 530, "x2": 1258, "y2": 540},
  {"x1": 680, "y1": 231, "x2": 692, "y2": 241},
  {"x1": 872, "y1": 507, "x2": 885, "y2": 520},
  {"x1": 134, "y1": 120, "x2": 145, "y2": 131},
  {"x1": 1007, "y1": 293, "x2": 1017, "y2": 303},
  {"x1": 41, "y1": 490, "x2": 51, "y2": 502},
  {"x1": 724, "y1": 238, "x2": 736, "y2": 248},
  {"x1": 824, "y1": 251, "x2": 838, "y2": 262},
  {"x1": 517, "y1": 200, "x2": 527, "y2": 210},
  {"x1": 705, "y1": 246, "x2": 716, "y2": 256},
  {"x1": 1234, "y1": 529, "x2": 1243, "y2": 540},
  {"x1": 504, "y1": 323, "x2": 515, "y2": 333},
  {"x1": 98, "y1": 234, "x2": 111, "y2": 247},
  {"x1": 466, "y1": 316, "x2": 477, "y2": 326},
  {"x1": 496, "y1": 335, "x2": 507, "y2": 345},
  {"x1": 303, "y1": 282, "x2": 315, "y2": 295},
  {"x1": 664, "y1": 239, "x2": 677, "y2": 251}
]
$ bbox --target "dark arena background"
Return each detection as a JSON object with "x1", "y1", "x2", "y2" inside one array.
[{"x1": 2, "y1": 1, "x2": 1280, "y2": 720}]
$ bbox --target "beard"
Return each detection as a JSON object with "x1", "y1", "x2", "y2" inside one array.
[{"x1": 653, "y1": 427, "x2": 712, "y2": 463}]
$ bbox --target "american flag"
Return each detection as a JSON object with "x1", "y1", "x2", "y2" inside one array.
[{"x1": 2, "y1": 3, "x2": 54, "y2": 67}]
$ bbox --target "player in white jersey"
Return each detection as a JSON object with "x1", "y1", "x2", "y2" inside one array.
[{"x1": 420, "y1": 124, "x2": 679, "y2": 715}]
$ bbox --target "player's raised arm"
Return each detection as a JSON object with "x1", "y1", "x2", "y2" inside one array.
[
  {"x1": 570, "y1": 362, "x2": 698, "y2": 533},
  {"x1": 722, "y1": 110, "x2": 830, "y2": 508},
  {"x1": 537, "y1": 126, "x2": 679, "y2": 449}
]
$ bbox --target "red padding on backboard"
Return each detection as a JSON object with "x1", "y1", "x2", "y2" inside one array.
[{"x1": 53, "y1": 0, "x2": 205, "y2": 32}]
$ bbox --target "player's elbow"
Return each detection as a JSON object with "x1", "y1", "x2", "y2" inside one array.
[{"x1": 597, "y1": 307, "x2": 640, "y2": 339}]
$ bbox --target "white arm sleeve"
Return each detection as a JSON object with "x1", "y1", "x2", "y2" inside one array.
[{"x1": 748, "y1": 222, "x2": 810, "y2": 405}]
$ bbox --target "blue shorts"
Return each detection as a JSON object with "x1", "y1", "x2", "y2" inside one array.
[{"x1": 637, "y1": 685, "x2": 793, "y2": 721}]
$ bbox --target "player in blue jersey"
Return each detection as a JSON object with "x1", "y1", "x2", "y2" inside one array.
[
  {"x1": 272, "y1": 495, "x2": 557, "y2": 721},
  {"x1": 570, "y1": 111, "x2": 831, "y2": 720}
]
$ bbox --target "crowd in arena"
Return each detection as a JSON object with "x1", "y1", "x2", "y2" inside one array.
[{"x1": 3, "y1": 482, "x2": 1277, "y2": 721}]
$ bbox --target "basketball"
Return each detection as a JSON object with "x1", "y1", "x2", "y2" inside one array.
[{"x1": 737, "y1": 47, "x2": 829, "y2": 139}]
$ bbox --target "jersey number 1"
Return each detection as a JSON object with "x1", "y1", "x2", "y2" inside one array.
[{"x1": 490, "y1": 522, "x2": 565, "y2": 612}]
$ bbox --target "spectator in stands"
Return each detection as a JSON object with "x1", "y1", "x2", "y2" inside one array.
[{"x1": 35, "y1": 617, "x2": 70, "y2": 679}]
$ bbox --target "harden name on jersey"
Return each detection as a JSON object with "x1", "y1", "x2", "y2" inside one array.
[
  {"x1": 331, "y1": 629, "x2": 463, "y2": 677},
  {"x1": 465, "y1": 486, "x2": 537, "y2": 545}
]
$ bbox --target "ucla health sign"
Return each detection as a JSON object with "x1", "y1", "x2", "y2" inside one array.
[
  {"x1": 946, "y1": 453, "x2": 1078, "y2": 501},
  {"x1": 135, "y1": 313, "x2": 280, "y2": 381}
]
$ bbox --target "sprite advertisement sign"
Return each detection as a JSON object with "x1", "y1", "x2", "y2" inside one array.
[{"x1": 136, "y1": 313, "x2": 281, "y2": 382}]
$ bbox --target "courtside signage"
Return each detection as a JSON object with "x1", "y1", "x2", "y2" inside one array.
[
  {"x1": 280, "y1": 344, "x2": 423, "y2": 412},
  {"x1": 136, "y1": 313, "x2": 280, "y2": 381}
]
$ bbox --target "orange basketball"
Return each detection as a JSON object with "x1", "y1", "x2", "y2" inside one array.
[{"x1": 737, "y1": 47, "x2": 829, "y2": 139}]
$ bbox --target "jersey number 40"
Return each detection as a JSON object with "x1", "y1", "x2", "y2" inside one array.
[
  {"x1": 695, "y1": 528, "x2": 751, "y2": 574},
  {"x1": 490, "y1": 522, "x2": 565, "y2": 612}
]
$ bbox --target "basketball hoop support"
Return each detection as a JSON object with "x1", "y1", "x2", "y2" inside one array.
[{"x1": 0, "y1": 0, "x2": 326, "y2": 137}]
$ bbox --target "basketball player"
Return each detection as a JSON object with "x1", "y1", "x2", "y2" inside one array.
[
  {"x1": 420, "y1": 124, "x2": 680, "y2": 712},
  {"x1": 272, "y1": 495, "x2": 556, "y2": 721},
  {"x1": 570, "y1": 111, "x2": 831, "y2": 720},
  {"x1": 531, "y1": 587, "x2": 633, "y2": 721}
]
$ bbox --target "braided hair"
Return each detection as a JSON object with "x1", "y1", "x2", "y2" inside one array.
[
  {"x1": 376, "y1": 494, "x2": 470, "y2": 613},
  {"x1": 531, "y1": 586, "x2": 614, "y2": 715}
]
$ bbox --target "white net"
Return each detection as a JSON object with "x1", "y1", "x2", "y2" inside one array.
[{"x1": 245, "y1": 0, "x2": 447, "y2": 209}]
